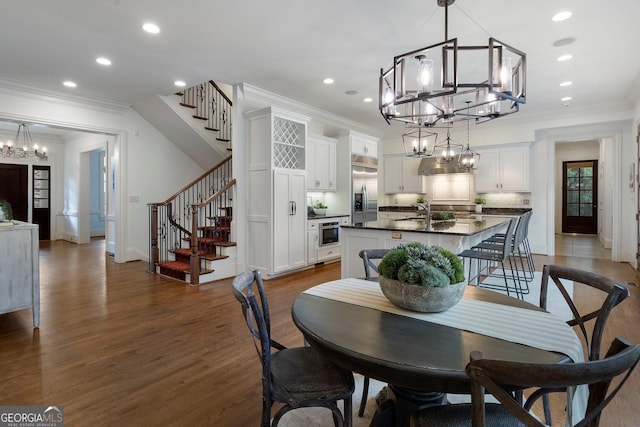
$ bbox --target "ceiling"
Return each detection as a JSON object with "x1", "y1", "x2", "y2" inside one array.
[{"x1": 1, "y1": 0, "x2": 639, "y2": 139}]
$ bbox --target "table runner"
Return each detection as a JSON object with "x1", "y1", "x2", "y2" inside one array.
[{"x1": 304, "y1": 278, "x2": 587, "y2": 424}]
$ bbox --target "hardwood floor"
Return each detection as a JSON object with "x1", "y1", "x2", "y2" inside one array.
[
  {"x1": 555, "y1": 233, "x2": 612, "y2": 259},
  {"x1": 1, "y1": 239, "x2": 639, "y2": 426}
]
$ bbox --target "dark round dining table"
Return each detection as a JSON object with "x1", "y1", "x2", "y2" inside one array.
[{"x1": 291, "y1": 282, "x2": 569, "y2": 427}]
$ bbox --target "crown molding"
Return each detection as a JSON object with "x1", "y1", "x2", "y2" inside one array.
[
  {"x1": 239, "y1": 83, "x2": 383, "y2": 139},
  {"x1": 0, "y1": 77, "x2": 131, "y2": 114}
]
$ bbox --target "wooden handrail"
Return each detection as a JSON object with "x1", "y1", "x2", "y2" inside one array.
[
  {"x1": 191, "y1": 179, "x2": 236, "y2": 210},
  {"x1": 148, "y1": 155, "x2": 232, "y2": 206},
  {"x1": 209, "y1": 80, "x2": 233, "y2": 106}
]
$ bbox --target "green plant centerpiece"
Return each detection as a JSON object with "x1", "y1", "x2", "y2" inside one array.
[
  {"x1": 313, "y1": 201, "x2": 328, "y2": 216},
  {"x1": 377, "y1": 242, "x2": 466, "y2": 312},
  {"x1": 0, "y1": 199, "x2": 12, "y2": 222},
  {"x1": 473, "y1": 196, "x2": 486, "y2": 205},
  {"x1": 473, "y1": 196, "x2": 486, "y2": 213}
]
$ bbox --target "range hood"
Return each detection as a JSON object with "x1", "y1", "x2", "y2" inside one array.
[{"x1": 418, "y1": 157, "x2": 468, "y2": 175}]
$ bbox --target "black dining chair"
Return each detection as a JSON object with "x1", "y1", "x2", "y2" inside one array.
[
  {"x1": 355, "y1": 249, "x2": 390, "y2": 417},
  {"x1": 536, "y1": 264, "x2": 630, "y2": 424},
  {"x1": 231, "y1": 270, "x2": 355, "y2": 427},
  {"x1": 410, "y1": 336, "x2": 640, "y2": 427}
]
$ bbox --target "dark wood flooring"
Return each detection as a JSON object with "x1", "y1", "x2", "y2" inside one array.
[{"x1": 0, "y1": 239, "x2": 638, "y2": 426}]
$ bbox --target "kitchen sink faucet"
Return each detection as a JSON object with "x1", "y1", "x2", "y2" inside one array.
[{"x1": 414, "y1": 201, "x2": 431, "y2": 219}]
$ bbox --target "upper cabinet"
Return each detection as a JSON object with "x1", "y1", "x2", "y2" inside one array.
[
  {"x1": 384, "y1": 156, "x2": 425, "y2": 193},
  {"x1": 306, "y1": 134, "x2": 337, "y2": 191},
  {"x1": 351, "y1": 133, "x2": 378, "y2": 158},
  {"x1": 474, "y1": 145, "x2": 530, "y2": 192}
]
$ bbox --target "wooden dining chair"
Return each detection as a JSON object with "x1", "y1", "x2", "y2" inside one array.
[
  {"x1": 356, "y1": 249, "x2": 390, "y2": 417},
  {"x1": 231, "y1": 270, "x2": 355, "y2": 427},
  {"x1": 410, "y1": 336, "x2": 640, "y2": 427},
  {"x1": 537, "y1": 264, "x2": 630, "y2": 424},
  {"x1": 358, "y1": 249, "x2": 390, "y2": 281}
]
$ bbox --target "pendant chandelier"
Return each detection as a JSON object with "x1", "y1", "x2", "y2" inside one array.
[
  {"x1": 433, "y1": 128, "x2": 463, "y2": 164},
  {"x1": 459, "y1": 101, "x2": 480, "y2": 170},
  {"x1": 379, "y1": 0, "x2": 526, "y2": 128},
  {"x1": 0, "y1": 123, "x2": 48, "y2": 160},
  {"x1": 402, "y1": 127, "x2": 438, "y2": 157}
]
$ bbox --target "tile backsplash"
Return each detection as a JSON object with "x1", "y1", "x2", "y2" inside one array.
[{"x1": 382, "y1": 173, "x2": 530, "y2": 208}]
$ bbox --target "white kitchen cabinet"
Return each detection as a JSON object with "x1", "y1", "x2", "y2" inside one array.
[
  {"x1": 246, "y1": 106, "x2": 310, "y2": 276},
  {"x1": 474, "y1": 145, "x2": 530, "y2": 192},
  {"x1": 351, "y1": 133, "x2": 378, "y2": 158},
  {"x1": 307, "y1": 221, "x2": 319, "y2": 264},
  {"x1": 306, "y1": 135, "x2": 337, "y2": 191},
  {"x1": 384, "y1": 156, "x2": 426, "y2": 193}
]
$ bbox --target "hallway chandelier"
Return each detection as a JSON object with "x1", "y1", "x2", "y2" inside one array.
[
  {"x1": 0, "y1": 123, "x2": 48, "y2": 160},
  {"x1": 379, "y1": 0, "x2": 526, "y2": 128}
]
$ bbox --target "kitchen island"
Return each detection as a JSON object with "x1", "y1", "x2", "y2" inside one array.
[{"x1": 340, "y1": 216, "x2": 511, "y2": 279}]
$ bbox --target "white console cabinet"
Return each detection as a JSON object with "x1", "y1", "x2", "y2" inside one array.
[{"x1": 0, "y1": 221, "x2": 40, "y2": 328}]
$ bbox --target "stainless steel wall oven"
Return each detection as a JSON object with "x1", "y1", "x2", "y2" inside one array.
[{"x1": 319, "y1": 220, "x2": 340, "y2": 246}]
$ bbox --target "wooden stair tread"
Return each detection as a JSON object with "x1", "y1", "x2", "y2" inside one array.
[
  {"x1": 192, "y1": 115, "x2": 207, "y2": 121},
  {"x1": 204, "y1": 126, "x2": 220, "y2": 132},
  {"x1": 216, "y1": 138, "x2": 231, "y2": 142},
  {"x1": 179, "y1": 102, "x2": 195, "y2": 108},
  {"x1": 215, "y1": 241, "x2": 237, "y2": 247},
  {"x1": 159, "y1": 261, "x2": 214, "y2": 275},
  {"x1": 181, "y1": 237, "x2": 233, "y2": 245},
  {"x1": 171, "y1": 248, "x2": 215, "y2": 257}
]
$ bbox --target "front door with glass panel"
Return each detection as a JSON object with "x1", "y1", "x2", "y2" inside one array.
[{"x1": 562, "y1": 160, "x2": 598, "y2": 234}]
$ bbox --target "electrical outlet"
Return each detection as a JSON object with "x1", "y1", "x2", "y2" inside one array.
[{"x1": 523, "y1": 199, "x2": 529, "y2": 205}]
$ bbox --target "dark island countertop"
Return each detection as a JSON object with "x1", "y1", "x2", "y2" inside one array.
[{"x1": 341, "y1": 216, "x2": 511, "y2": 236}]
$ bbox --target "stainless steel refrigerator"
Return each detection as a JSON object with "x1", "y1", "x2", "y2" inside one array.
[{"x1": 351, "y1": 154, "x2": 378, "y2": 224}]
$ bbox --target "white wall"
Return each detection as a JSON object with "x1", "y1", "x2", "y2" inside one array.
[{"x1": 0, "y1": 84, "x2": 206, "y2": 262}]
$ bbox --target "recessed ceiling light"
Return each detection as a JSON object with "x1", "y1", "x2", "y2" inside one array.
[
  {"x1": 363, "y1": 97, "x2": 373, "y2": 103},
  {"x1": 560, "y1": 81, "x2": 573, "y2": 87},
  {"x1": 174, "y1": 80, "x2": 186, "y2": 87},
  {"x1": 96, "y1": 57, "x2": 111, "y2": 66},
  {"x1": 552, "y1": 11, "x2": 572, "y2": 22},
  {"x1": 63, "y1": 81, "x2": 77, "y2": 88},
  {"x1": 557, "y1": 54, "x2": 573, "y2": 62},
  {"x1": 142, "y1": 22, "x2": 160, "y2": 34},
  {"x1": 323, "y1": 78, "x2": 334, "y2": 85},
  {"x1": 561, "y1": 96, "x2": 573, "y2": 102}
]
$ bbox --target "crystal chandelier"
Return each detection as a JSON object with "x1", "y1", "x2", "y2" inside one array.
[
  {"x1": 0, "y1": 123, "x2": 48, "y2": 160},
  {"x1": 379, "y1": 0, "x2": 526, "y2": 128}
]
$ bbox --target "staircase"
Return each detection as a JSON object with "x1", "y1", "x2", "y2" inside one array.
[
  {"x1": 148, "y1": 81, "x2": 237, "y2": 285},
  {"x1": 148, "y1": 155, "x2": 236, "y2": 285}
]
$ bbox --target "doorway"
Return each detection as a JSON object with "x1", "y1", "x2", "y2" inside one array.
[
  {"x1": 0, "y1": 164, "x2": 28, "y2": 221},
  {"x1": 562, "y1": 160, "x2": 598, "y2": 234}
]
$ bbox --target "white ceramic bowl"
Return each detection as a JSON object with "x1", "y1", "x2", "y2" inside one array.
[{"x1": 313, "y1": 208, "x2": 327, "y2": 216}]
